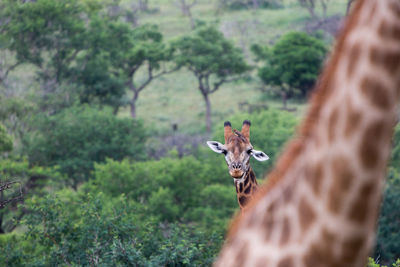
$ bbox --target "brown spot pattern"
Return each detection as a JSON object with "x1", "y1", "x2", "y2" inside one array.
[
  {"x1": 305, "y1": 161, "x2": 324, "y2": 196},
  {"x1": 328, "y1": 156, "x2": 354, "y2": 214},
  {"x1": 344, "y1": 99, "x2": 362, "y2": 137},
  {"x1": 233, "y1": 241, "x2": 249, "y2": 267},
  {"x1": 280, "y1": 216, "x2": 291, "y2": 246},
  {"x1": 369, "y1": 47, "x2": 400, "y2": 76},
  {"x1": 349, "y1": 181, "x2": 375, "y2": 223},
  {"x1": 244, "y1": 185, "x2": 251, "y2": 194},
  {"x1": 340, "y1": 235, "x2": 365, "y2": 264},
  {"x1": 239, "y1": 196, "x2": 248, "y2": 206},
  {"x1": 250, "y1": 171, "x2": 256, "y2": 182},
  {"x1": 298, "y1": 197, "x2": 316, "y2": 231},
  {"x1": 389, "y1": 1, "x2": 400, "y2": 17},
  {"x1": 359, "y1": 121, "x2": 386, "y2": 169},
  {"x1": 282, "y1": 184, "x2": 294, "y2": 203},
  {"x1": 378, "y1": 19, "x2": 400, "y2": 41},
  {"x1": 360, "y1": 77, "x2": 391, "y2": 111},
  {"x1": 277, "y1": 256, "x2": 294, "y2": 267},
  {"x1": 303, "y1": 242, "x2": 336, "y2": 267},
  {"x1": 347, "y1": 44, "x2": 361, "y2": 79},
  {"x1": 328, "y1": 108, "x2": 339, "y2": 143},
  {"x1": 262, "y1": 203, "x2": 275, "y2": 241}
]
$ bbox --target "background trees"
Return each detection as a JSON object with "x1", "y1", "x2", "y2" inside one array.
[
  {"x1": 253, "y1": 31, "x2": 327, "y2": 109},
  {"x1": 174, "y1": 26, "x2": 249, "y2": 133}
]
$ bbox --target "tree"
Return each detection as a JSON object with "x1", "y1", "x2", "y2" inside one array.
[
  {"x1": 75, "y1": 21, "x2": 175, "y2": 118},
  {"x1": 117, "y1": 24, "x2": 176, "y2": 118},
  {"x1": 0, "y1": 0, "x2": 86, "y2": 87},
  {"x1": 26, "y1": 106, "x2": 147, "y2": 187},
  {"x1": 298, "y1": 0, "x2": 331, "y2": 19},
  {"x1": 176, "y1": 0, "x2": 198, "y2": 29},
  {"x1": 253, "y1": 32, "x2": 327, "y2": 109},
  {"x1": 174, "y1": 26, "x2": 249, "y2": 133}
]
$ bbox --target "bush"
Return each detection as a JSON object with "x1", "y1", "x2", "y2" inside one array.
[
  {"x1": 26, "y1": 106, "x2": 147, "y2": 186},
  {"x1": 88, "y1": 155, "x2": 231, "y2": 222},
  {"x1": 14, "y1": 190, "x2": 224, "y2": 266}
]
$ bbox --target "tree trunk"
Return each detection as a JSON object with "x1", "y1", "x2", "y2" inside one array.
[
  {"x1": 281, "y1": 91, "x2": 288, "y2": 110},
  {"x1": 139, "y1": 0, "x2": 149, "y2": 11},
  {"x1": 203, "y1": 94, "x2": 212, "y2": 134},
  {"x1": 130, "y1": 99, "x2": 137, "y2": 119},
  {"x1": 252, "y1": 0, "x2": 259, "y2": 9},
  {"x1": 130, "y1": 90, "x2": 139, "y2": 119},
  {"x1": 321, "y1": 0, "x2": 328, "y2": 18},
  {"x1": 188, "y1": 10, "x2": 195, "y2": 29}
]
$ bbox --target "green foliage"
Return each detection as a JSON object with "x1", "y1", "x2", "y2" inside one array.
[
  {"x1": 391, "y1": 124, "x2": 400, "y2": 172},
  {"x1": 174, "y1": 26, "x2": 248, "y2": 82},
  {"x1": 74, "y1": 18, "x2": 172, "y2": 112},
  {"x1": 5, "y1": 190, "x2": 223, "y2": 266},
  {"x1": 367, "y1": 257, "x2": 400, "y2": 267},
  {"x1": 88, "y1": 155, "x2": 232, "y2": 222},
  {"x1": 0, "y1": 159, "x2": 62, "y2": 233},
  {"x1": 0, "y1": 123, "x2": 12, "y2": 153},
  {"x1": 255, "y1": 31, "x2": 327, "y2": 102},
  {"x1": 375, "y1": 168, "x2": 400, "y2": 264},
  {"x1": 1, "y1": 0, "x2": 86, "y2": 80},
  {"x1": 26, "y1": 106, "x2": 147, "y2": 186},
  {"x1": 149, "y1": 187, "x2": 180, "y2": 222}
]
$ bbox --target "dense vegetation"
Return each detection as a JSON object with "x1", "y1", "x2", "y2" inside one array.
[{"x1": 0, "y1": 0, "x2": 398, "y2": 266}]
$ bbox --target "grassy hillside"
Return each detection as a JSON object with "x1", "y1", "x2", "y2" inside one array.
[{"x1": 117, "y1": 0, "x2": 348, "y2": 134}]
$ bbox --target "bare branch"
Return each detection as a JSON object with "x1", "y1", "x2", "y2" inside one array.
[{"x1": 0, "y1": 180, "x2": 23, "y2": 209}]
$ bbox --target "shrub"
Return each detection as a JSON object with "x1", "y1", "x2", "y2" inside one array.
[
  {"x1": 26, "y1": 106, "x2": 147, "y2": 186},
  {"x1": 17, "y1": 191, "x2": 223, "y2": 266},
  {"x1": 88, "y1": 156, "x2": 230, "y2": 220}
]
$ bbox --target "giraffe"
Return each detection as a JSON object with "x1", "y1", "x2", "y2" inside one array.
[
  {"x1": 207, "y1": 120, "x2": 269, "y2": 211},
  {"x1": 215, "y1": 0, "x2": 400, "y2": 266}
]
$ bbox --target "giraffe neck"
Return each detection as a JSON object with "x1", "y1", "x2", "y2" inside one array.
[
  {"x1": 234, "y1": 166, "x2": 258, "y2": 210},
  {"x1": 216, "y1": 0, "x2": 400, "y2": 266}
]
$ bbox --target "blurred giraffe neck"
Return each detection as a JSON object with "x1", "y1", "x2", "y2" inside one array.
[{"x1": 215, "y1": 0, "x2": 400, "y2": 266}]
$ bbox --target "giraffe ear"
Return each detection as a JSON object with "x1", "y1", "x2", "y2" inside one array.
[
  {"x1": 251, "y1": 149, "x2": 269, "y2": 161},
  {"x1": 207, "y1": 141, "x2": 226, "y2": 154}
]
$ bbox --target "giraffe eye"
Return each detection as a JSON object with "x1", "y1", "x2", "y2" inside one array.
[
  {"x1": 222, "y1": 150, "x2": 227, "y2": 155},
  {"x1": 247, "y1": 149, "x2": 252, "y2": 154}
]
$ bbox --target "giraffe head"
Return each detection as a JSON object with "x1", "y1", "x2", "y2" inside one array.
[{"x1": 207, "y1": 120, "x2": 269, "y2": 178}]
